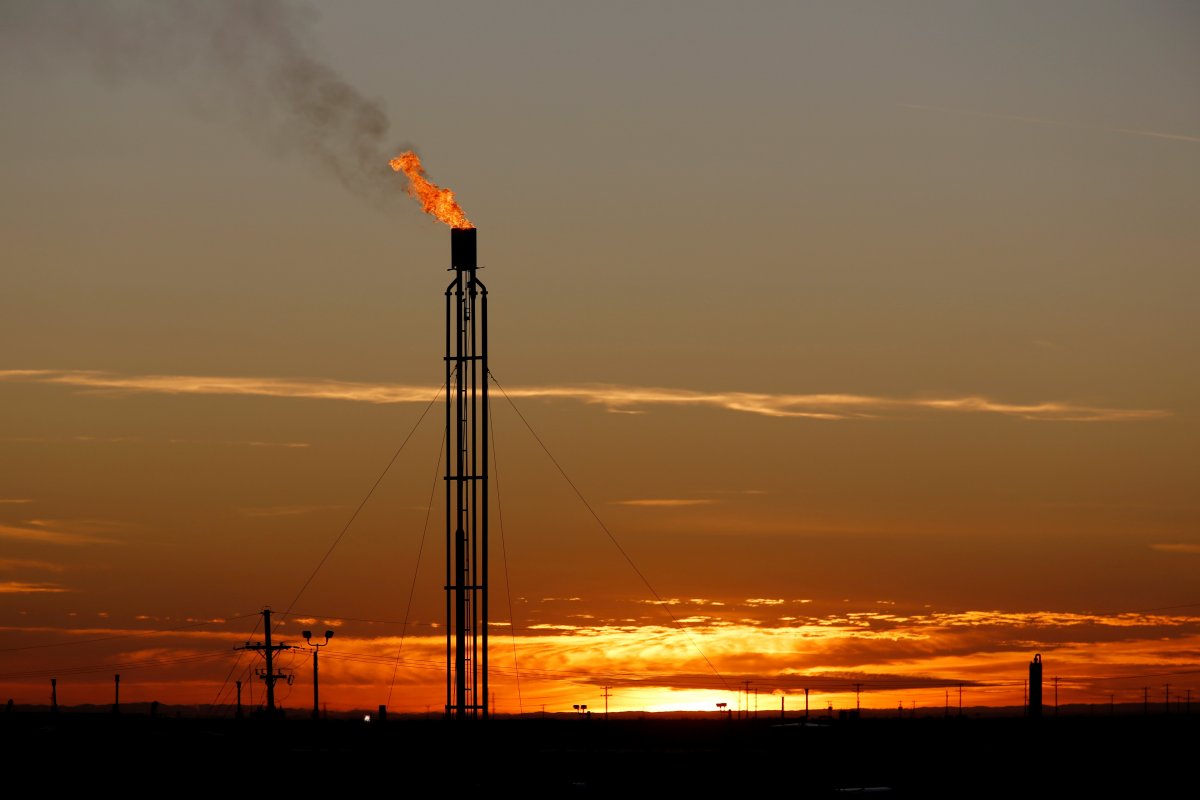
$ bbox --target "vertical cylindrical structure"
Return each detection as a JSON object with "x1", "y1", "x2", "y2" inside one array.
[
  {"x1": 312, "y1": 649, "x2": 319, "y2": 720},
  {"x1": 1029, "y1": 654, "x2": 1043, "y2": 718},
  {"x1": 445, "y1": 227, "x2": 487, "y2": 719}
]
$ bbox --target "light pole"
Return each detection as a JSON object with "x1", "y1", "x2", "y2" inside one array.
[{"x1": 302, "y1": 629, "x2": 334, "y2": 720}]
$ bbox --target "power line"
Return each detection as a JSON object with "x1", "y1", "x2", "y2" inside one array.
[
  {"x1": 274, "y1": 380, "x2": 446, "y2": 629},
  {"x1": 209, "y1": 612, "x2": 262, "y2": 711},
  {"x1": 490, "y1": 397, "x2": 524, "y2": 715},
  {"x1": 385, "y1": 427, "x2": 445, "y2": 708},
  {"x1": 489, "y1": 371, "x2": 729, "y2": 692}
]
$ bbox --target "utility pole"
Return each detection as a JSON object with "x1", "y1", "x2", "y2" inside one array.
[
  {"x1": 50, "y1": 678, "x2": 57, "y2": 713},
  {"x1": 854, "y1": 683, "x2": 863, "y2": 714},
  {"x1": 602, "y1": 685, "x2": 611, "y2": 720},
  {"x1": 804, "y1": 687, "x2": 809, "y2": 720},
  {"x1": 1143, "y1": 686, "x2": 1149, "y2": 715},
  {"x1": 235, "y1": 608, "x2": 293, "y2": 717},
  {"x1": 236, "y1": 680, "x2": 243, "y2": 718},
  {"x1": 113, "y1": 674, "x2": 120, "y2": 714},
  {"x1": 958, "y1": 683, "x2": 963, "y2": 717},
  {"x1": 1053, "y1": 677, "x2": 1059, "y2": 716},
  {"x1": 1164, "y1": 684, "x2": 1170, "y2": 713},
  {"x1": 742, "y1": 680, "x2": 752, "y2": 720},
  {"x1": 780, "y1": 694, "x2": 785, "y2": 720}
]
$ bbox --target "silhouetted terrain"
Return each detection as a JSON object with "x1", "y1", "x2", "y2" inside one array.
[{"x1": 3, "y1": 710, "x2": 1194, "y2": 794}]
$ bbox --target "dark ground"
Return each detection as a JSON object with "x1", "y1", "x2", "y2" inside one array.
[{"x1": 3, "y1": 711, "x2": 1195, "y2": 795}]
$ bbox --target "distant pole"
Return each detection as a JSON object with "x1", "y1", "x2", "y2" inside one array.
[
  {"x1": 958, "y1": 684, "x2": 963, "y2": 717},
  {"x1": 944, "y1": 689, "x2": 949, "y2": 717},
  {"x1": 1054, "y1": 676, "x2": 1059, "y2": 716},
  {"x1": 854, "y1": 683, "x2": 862, "y2": 713},
  {"x1": 1143, "y1": 686, "x2": 1149, "y2": 714},
  {"x1": 113, "y1": 674, "x2": 120, "y2": 714},
  {"x1": 50, "y1": 678, "x2": 57, "y2": 713},
  {"x1": 236, "y1": 680, "x2": 243, "y2": 718},
  {"x1": 602, "y1": 685, "x2": 611, "y2": 720},
  {"x1": 804, "y1": 688, "x2": 809, "y2": 720},
  {"x1": 1164, "y1": 684, "x2": 1170, "y2": 714},
  {"x1": 780, "y1": 695, "x2": 785, "y2": 720}
]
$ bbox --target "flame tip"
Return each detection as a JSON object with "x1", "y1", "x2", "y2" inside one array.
[{"x1": 389, "y1": 151, "x2": 473, "y2": 228}]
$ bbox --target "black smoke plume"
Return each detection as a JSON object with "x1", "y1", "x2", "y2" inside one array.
[{"x1": 1, "y1": 0, "x2": 403, "y2": 202}]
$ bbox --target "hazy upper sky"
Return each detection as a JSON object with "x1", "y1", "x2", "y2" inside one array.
[{"x1": 1, "y1": 1, "x2": 1197, "y2": 713}]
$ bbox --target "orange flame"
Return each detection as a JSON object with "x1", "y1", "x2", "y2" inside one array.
[{"x1": 389, "y1": 151, "x2": 473, "y2": 229}]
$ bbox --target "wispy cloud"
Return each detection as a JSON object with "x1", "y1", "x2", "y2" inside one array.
[
  {"x1": 0, "y1": 369, "x2": 436, "y2": 404},
  {"x1": 0, "y1": 498, "x2": 33, "y2": 504},
  {"x1": 1108, "y1": 127, "x2": 1200, "y2": 144},
  {"x1": 0, "y1": 581, "x2": 71, "y2": 594},
  {"x1": 611, "y1": 499, "x2": 717, "y2": 508},
  {"x1": 900, "y1": 103, "x2": 1200, "y2": 144},
  {"x1": 168, "y1": 438, "x2": 310, "y2": 449},
  {"x1": 0, "y1": 558, "x2": 65, "y2": 573},
  {"x1": 0, "y1": 369, "x2": 1166, "y2": 422},
  {"x1": 4, "y1": 434, "x2": 308, "y2": 448},
  {"x1": 1151, "y1": 543, "x2": 1200, "y2": 555},
  {"x1": 0, "y1": 521, "x2": 118, "y2": 546},
  {"x1": 239, "y1": 505, "x2": 343, "y2": 518}
]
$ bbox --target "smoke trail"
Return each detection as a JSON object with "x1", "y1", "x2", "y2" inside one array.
[{"x1": 0, "y1": 0, "x2": 404, "y2": 202}]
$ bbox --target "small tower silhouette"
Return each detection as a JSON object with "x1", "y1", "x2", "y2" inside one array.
[{"x1": 1029, "y1": 654, "x2": 1043, "y2": 719}]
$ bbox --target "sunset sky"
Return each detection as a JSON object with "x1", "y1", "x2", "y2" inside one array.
[{"x1": 2, "y1": 1, "x2": 1198, "y2": 715}]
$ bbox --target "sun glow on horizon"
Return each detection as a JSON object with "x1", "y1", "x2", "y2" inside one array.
[{"x1": 3, "y1": 608, "x2": 1198, "y2": 713}]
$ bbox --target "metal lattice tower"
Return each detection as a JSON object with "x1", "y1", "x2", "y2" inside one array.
[{"x1": 445, "y1": 227, "x2": 487, "y2": 719}]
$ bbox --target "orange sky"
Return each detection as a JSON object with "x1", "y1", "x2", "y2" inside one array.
[{"x1": 1, "y1": 2, "x2": 1198, "y2": 714}]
